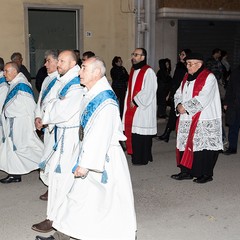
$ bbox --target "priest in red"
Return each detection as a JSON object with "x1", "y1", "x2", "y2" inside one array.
[
  {"x1": 123, "y1": 48, "x2": 157, "y2": 165},
  {"x1": 171, "y1": 53, "x2": 223, "y2": 183}
]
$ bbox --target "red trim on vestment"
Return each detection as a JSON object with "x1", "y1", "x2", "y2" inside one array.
[
  {"x1": 124, "y1": 65, "x2": 150, "y2": 154},
  {"x1": 176, "y1": 69, "x2": 211, "y2": 169}
]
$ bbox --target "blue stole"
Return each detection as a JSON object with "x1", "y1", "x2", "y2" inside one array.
[
  {"x1": 80, "y1": 89, "x2": 118, "y2": 129},
  {"x1": 0, "y1": 77, "x2": 7, "y2": 85},
  {"x1": 72, "y1": 89, "x2": 118, "y2": 183},
  {"x1": 39, "y1": 76, "x2": 81, "y2": 173},
  {"x1": 40, "y1": 77, "x2": 57, "y2": 104},
  {"x1": 58, "y1": 76, "x2": 80, "y2": 99},
  {"x1": 3, "y1": 82, "x2": 34, "y2": 109}
]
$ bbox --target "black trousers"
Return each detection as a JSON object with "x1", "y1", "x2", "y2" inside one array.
[
  {"x1": 166, "y1": 101, "x2": 177, "y2": 131},
  {"x1": 131, "y1": 133, "x2": 153, "y2": 165},
  {"x1": 180, "y1": 150, "x2": 219, "y2": 177}
]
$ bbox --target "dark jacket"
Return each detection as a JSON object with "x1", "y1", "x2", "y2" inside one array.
[
  {"x1": 110, "y1": 66, "x2": 129, "y2": 90},
  {"x1": 223, "y1": 66, "x2": 240, "y2": 125}
]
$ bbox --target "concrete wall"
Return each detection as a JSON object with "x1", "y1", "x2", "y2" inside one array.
[{"x1": 0, "y1": 0, "x2": 136, "y2": 78}]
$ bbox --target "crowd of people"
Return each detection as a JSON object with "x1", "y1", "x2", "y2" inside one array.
[{"x1": 0, "y1": 46, "x2": 236, "y2": 239}]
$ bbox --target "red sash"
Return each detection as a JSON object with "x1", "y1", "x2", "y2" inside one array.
[
  {"x1": 124, "y1": 65, "x2": 150, "y2": 154},
  {"x1": 176, "y1": 69, "x2": 211, "y2": 169}
]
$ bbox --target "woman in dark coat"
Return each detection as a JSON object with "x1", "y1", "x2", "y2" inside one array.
[
  {"x1": 110, "y1": 56, "x2": 129, "y2": 119},
  {"x1": 156, "y1": 58, "x2": 172, "y2": 118}
]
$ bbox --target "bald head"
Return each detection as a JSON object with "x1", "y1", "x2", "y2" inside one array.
[
  {"x1": 57, "y1": 50, "x2": 77, "y2": 75},
  {"x1": 4, "y1": 62, "x2": 20, "y2": 82}
]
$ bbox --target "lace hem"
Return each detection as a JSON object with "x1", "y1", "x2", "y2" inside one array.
[{"x1": 177, "y1": 118, "x2": 223, "y2": 151}]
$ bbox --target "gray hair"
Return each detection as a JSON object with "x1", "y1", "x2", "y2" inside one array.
[
  {"x1": 10, "y1": 52, "x2": 22, "y2": 61},
  {"x1": 90, "y1": 56, "x2": 106, "y2": 77},
  {"x1": 44, "y1": 49, "x2": 59, "y2": 60},
  {"x1": 5, "y1": 62, "x2": 20, "y2": 73}
]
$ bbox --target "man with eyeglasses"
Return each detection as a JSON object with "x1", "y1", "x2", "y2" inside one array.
[
  {"x1": 123, "y1": 48, "x2": 157, "y2": 165},
  {"x1": 171, "y1": 52, "x2": 223, "y2": 184}
]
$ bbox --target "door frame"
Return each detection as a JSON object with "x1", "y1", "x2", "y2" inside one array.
[{"x1": 24, "y1": 3, "x2": 83, "y2": 70}]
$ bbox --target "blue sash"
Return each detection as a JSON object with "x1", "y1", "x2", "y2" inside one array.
[
  {"x1": 0, "y1": 77, "x2": 7, "y2": 85},
  {"x1": 58, "y1": 76, "x2": 80, "y2": 99},
  {"x1": 72, "y1": 89, "x2": 118, "y2": 183},
  {"x1": 3, "y1": 83, "x2": 34, "y2": 108},
  {"x1": 41, "y1": 77, "x2": 57, "y2": 104},
  {"x1": 80, "y1": 89, "x2": 118, "y2": 129}
]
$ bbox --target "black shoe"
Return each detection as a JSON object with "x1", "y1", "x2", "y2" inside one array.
[
  {"x1": 194, "y1": 175, "x2": 213, "y2": 184},
  {"x1": 193, "y1": 176, "x2": 203, "y2": 182},
  {"x1": 223, "y1": 148, "x2": 237, "y2": 155},
  {"x1": 0, "y1": 175, "x2": 21, "y2": 184},
  {"x1": 171, "y1": 172, "x2": 193, "y2": 180},
  {"x1": 35, "y1": 236, "x2": 55, "y2": 240},
  {"x1": 158, "y1": 128, "x2": 171, "y2": 142}
]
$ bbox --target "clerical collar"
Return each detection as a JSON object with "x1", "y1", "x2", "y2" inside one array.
[
  {"x1": 187, "y1": 65, "x2": 205, "y2": 81},
  {"x1": 132, "y1": 60, "x2": 147, "y2": 70}
]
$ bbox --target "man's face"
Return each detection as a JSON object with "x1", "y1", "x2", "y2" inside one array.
[
  {"x1": 131, "y1": 49, "x2": 144, "y2": 65},
  {"x1": 4, "y1": 64, "x2": 18, "y2": 82},
  {"x1": 57, "y1": 52, "x2": 75, "y2": 75},
  {"x1": 186, "y1": 60, "x2": 203, "y2": 75},
  {"x1": 45, "y1": 55, "x2": 58, "y2": 74},
  {"x1": 79, "y1": 59, "x2": 95, "y2": 89}
]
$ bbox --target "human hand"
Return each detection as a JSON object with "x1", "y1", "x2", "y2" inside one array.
[
  {"x1": 177, "y1": 104, "x2": 187, "y2": 114},
  {"x1": 35, "y1": 117, "x2": 43, "y2": 130},
  {"x1": 74, "y1": 166, "x2": 89, "y2": 179}
]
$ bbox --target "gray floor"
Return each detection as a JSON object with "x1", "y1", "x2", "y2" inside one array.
[{"x1": 0, "y1": 118, "x2": 239, "y2": 240}]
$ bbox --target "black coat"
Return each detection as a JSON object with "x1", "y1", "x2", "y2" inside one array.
[{"x1": 223, "y1": 66, "x2": 240, "y2": 125}]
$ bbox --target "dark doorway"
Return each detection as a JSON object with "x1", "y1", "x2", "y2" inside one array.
[{"x1": 28, "y1": 9, "x2": 78, "y2": 77}]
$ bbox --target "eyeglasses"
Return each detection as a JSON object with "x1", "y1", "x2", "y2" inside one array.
[
  {"x1": 131, "y1": 53, "x2": 143, "y2": 57},
  {"x1": 186, "y1": 62, "x2": 201, "y2": 67}
]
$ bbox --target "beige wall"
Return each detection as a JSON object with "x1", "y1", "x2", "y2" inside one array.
[{"x1": 0, "y1": 0, "x2": 136, "y2": 78}]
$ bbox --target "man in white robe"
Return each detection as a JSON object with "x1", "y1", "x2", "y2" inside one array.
[
  {"x1": 35, "y1": 57, "x2": 136, "y2": 240},
  {"x1": 35, "y1": 49, "x2": 59, "y2": 201},
  {"x1": 122, "y1": 48, "x2": 157, "y2": 165},
  {"x1": 171, "y1": 53, "x2": 223, "y2": 183},
  {"x1": 32, "y1": 50, "x2": 84, "y2": 233},
  {"x1": 0, "y1": 62, "x2": 44, "y2": 183}
]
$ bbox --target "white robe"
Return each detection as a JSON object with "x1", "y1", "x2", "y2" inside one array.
[
  {"x1": 35, "y1": 70, "x2": 59, "y2": 185},
  {"x1": 174, "y1": 72, "x2": 223, "y2": 152},
  {"x1": 41, "y1": 65, "x2": 84, "y2": 221},
  {"x1": 0, "y1": 71, "x2": 8, "y2": 110},
  {"x1": 53, "y1": 77, "x2": 137, "y2": 240},
  {"x1": 0, "y1": 72, "x2": 9, "y2": 145},
  {"x1": 0, "y1": 73, "x2": 44, "y2": 174},
  {"x1": 122, "y1": 67, "x2": 157, "y2": 135}
]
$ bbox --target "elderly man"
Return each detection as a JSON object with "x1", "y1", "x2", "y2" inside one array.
[
  {"x1": 0, "y1": 62, "x2": 44, "y2": 183},
  {"x1": 32, "y1": 50, "x2": 84, "y2": 233},
  {"x1": 171, "y1": 53, "x2": 223, "y2": 184},
  {"x1": 35, "y1": 56, "x2": 136, "y2": 240},
  {"x1": 35, "y1": 49, "x2": 59, "y2": 201},
  {"x1": 123, "y1": 48, "x2": 157, "y2": 165},
  {"x1": 10, "y1": 52, "x2": 31, "y2": 82}
]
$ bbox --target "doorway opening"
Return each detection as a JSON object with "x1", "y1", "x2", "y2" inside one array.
[{"x1": 26, "y1": 6, "x2": 82, "y2": 78}]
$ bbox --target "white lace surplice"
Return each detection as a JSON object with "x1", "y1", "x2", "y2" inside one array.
[{"x1": 174, "y1": 72, "x2": 223, "y2": 152}]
